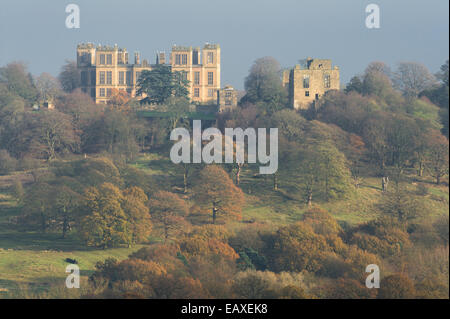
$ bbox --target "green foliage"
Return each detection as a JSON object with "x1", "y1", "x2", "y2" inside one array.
[{"x1": 137, "y1": 65, "x2": 189, "y2": 104}]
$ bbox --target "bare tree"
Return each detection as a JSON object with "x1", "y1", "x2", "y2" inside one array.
[{"x1": 393, "y1": 62, "x2": 436, "y2": 97}]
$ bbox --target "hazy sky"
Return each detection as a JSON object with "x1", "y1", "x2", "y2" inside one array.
[{"x1": 0, "y1": 0, "x2": 448, "y2": 89}]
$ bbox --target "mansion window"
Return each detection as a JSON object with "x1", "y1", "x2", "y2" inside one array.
[
  {"x1": 194, "y1": 88, "x2": 200, "y2": 97},
  {"x1": 207, "y1": 72, "x2": 213, "y2": 85},
  {"x1": 303, "y1": 75, "x2": 310, "y2": 88},
  {"x1": 80, "y1": 71, "x2": 88, "y2": 85},
  {"x1": 99, "y1": 88, "x2": 105, "y2": 97},
  {"x1": 126, "y1": 71, "x2": 132, "y2": 85},
  {"x1": 207, "y1": 52, "x2": 214, "y2": 64},
  {"x1": 107, "y1": 54, "x2": 112, "y2": 65},
  {"x1": 107, "y1": 88, "x2": 112, "y2": 97},
  {"x1": 99, "y1": 71, "x2": 105, "y2": 84},
  {"x1": 118, "y1": 71, "x2": 125, "y2": 85},
  {"x1": 100, "y1": 54, "x2": 105, "y2": 65},
  {"x1": 324, "y1": 74, "x2": 331, "y2": 88},
  {"x1": 106, "y1": 71, "x2": 112, "y2": 84},
  {"x1": 194, "y1": 72, "x2": 200, "y2": 85},
  {"x1": 181, "y1": 54, "x2": 188, "y2": 65},
  {"x1": 208, "y1": 89, "x2": 214, "y2": 97},
  {"x1": 305, "y1": 91, "x2": 310, "y2": 97},
  {"x1": 90, "y1": 71, "x2": 96, "y2": 85},
  {"x1": 175, "y1": 54, "x2": 181, "y2": 65}
]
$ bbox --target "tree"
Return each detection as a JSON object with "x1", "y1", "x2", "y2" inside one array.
[
  {"x1": 122, "y1": 186, "x2": 152, "y2": 245},
  {"x1": 241, "y1": 57, "x2": 287, "y2": 113},
  {"x1": 0, "y1": 149, "x2": 17, "y2": 175},
  {"x1": 379, "y1": 185, "x2": 422, "y2": 223},
  {"x1": 436, "y1": 60, "x2": 449, "y2": 87},
  {"x1": 426, "y1": 130, "x2": 449, "y2": 184},
  {"x1": 345, "y1": 76, "x2": 364, "y2": 94},
  {"x1": 35, "y1": 72, "x2": 61, "y2": 103},
  {"x1": 28, "y1": 110, "x2": 80, "y2": 160},
  {"x1": 21, "y1": 182, "x2": 56, "y2": 233},
  {"x1": 137, "y1": 65, "x2": 189, "y2": 104},
  {"x1": 58, "y1": 60, "x2": 80, "y2": 93},
  {"x1": 377, "y1": 274, "x2": 416, "y2": 299},
  {"x1": 393, "y1": 62, "x2": 436, "y2": 97},
  {"x1": 54, "y1": 183, "x2": 82, "y2": 238},
  {"x1": 294, "y1": 143, "x2": 352, "y2": 205},
  {"x1": 80, "y1": 183, "x2": 151, "y2": 248},
  {"x1": 149, "y1": 191, "x2": 189, "y2": 242},
  {"x1": 263, "y1": 222, "x2": 330, "y2": 273},
  {"x1": 0, "y1": 62, "x2": 38, "y2": 102},
  {"x1": 192, "y1": 166, "x2": 245, "y2": 224}
]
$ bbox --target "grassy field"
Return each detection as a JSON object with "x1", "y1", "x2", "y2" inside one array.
[{"x1": 0, "y1": 152, "x2": 448, "y2": 297}]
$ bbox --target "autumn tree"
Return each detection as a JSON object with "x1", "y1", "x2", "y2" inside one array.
[
  {"x1": 377, "y1": 274, "x2": 416, "y2": 299},
  {"x1": 122, "y1": 186, "x2": 152, "y2": 245},
  {"x1": 149, "y1": 191, "x2": 189, "y2": 242},
  {"x1": 426, "y1": 130, "x2": 449, "y2": 184},
  {"x1": 21, "y1": 182, "x2": 56, "y2": 233},
  {"x1": 192, "y1": 166, "x2": 245, "y2": 224},
  {"x1": 80, "y1": 183, "x2": 151, "y2": 248}
]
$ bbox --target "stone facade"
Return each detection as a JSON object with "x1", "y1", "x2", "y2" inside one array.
[
  {"x1": 76, "y1": 43, "x2": 221, "y2": 104},
  {"x1": 217, "y1": 85, "x2": 238, "y2": 112},
  {"x1": 282, "y1": 58, "x2": 340, "y2": 110}
]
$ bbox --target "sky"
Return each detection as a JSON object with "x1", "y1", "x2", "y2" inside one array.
[{"x1": 0, "y1": 0, "x2": 448, "y2": 89}]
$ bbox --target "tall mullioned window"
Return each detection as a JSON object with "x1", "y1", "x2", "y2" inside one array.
[
  {"x1": 80, "y1": 71, "x2": 88, "y2": 85},
  {"x1": 182, "y1": 54, "x2": 188, "y2": 65},
  {"x1": 107, "y1": 54, "x2": 112, "y2": 65},
  {"x1": 99, "y1": 88, "x2": 105, "y2": 97},
  {"x1": 324, "y1": 74, "x2": 331, "y2": 88},
  {"x1": 126, "y1": 71, "x2": 132, "y2": 85},
  {"x1": 194, "y1": 72, "x2": 200, "y2": 85},
  {"x1": 118, "y1": 71, "x2": 125, "y2": 84},
  {"x1": 106, "y1": 71, "x2": 112, "y2": 84},
  {"x1": 175, "y1": 54, "x2": 181, "y2": 65},
  {"x1": 208, "y1": 72, "x2": 213, "y2": 85},
  {"x1": 90, "y1": 71, "x2": 96, "y2": 85},
  {"x1": 99, "y1": 71, "x2": 105, "y2": 84},
  {"x1": 303, "y1": 75, "x2": 310, "y2": 88},
  {"x1": 194, "y1": 88, "x2": 200, "y2": 97},
  {"x1": 100, "y1": 54, "x2": 105, "y2": 65},
  {"x1": 207, "y1": 52, "x2": 214, "y2": 64}
]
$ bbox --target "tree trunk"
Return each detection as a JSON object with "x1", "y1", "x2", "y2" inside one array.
[
  {"x1": 307, "y1": 191, "x2": 313, "y2": 207},
  {"x1": 212, "y1": 206, "x2": 218, "y2": 224},
  {"x1": 236, "y1": 165, "x2": 241, "y2": 186},
  {"x1": 183, "y1": 166, "x2": 188, "y2": 193}
]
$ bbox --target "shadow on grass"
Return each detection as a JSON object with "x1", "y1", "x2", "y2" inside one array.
[{"x1": 0, "y1": 231, "x2": 91, "y2": 251}]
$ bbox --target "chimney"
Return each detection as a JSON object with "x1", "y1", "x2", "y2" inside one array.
[
  {"x1": 156, "y1": 51, "x2": 166, "y2": 64},
  {"x1": 134, "y1": 51, "x2": 140, "y2": 65}
]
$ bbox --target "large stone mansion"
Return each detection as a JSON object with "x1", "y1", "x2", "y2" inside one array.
[{"x1": 76, "y1": 42, "x2": 236, "y2": 109}]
